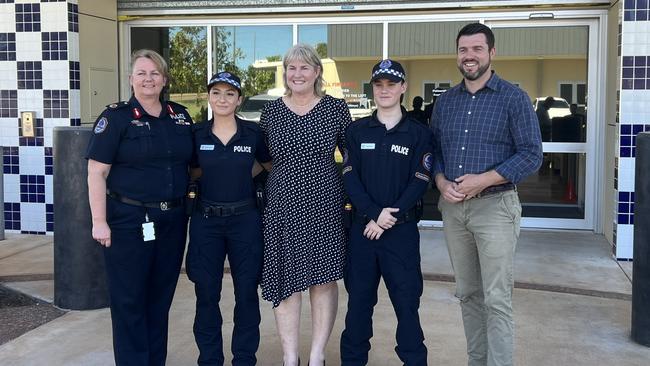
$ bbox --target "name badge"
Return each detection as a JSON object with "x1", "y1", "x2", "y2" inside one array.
[
  {"x1": 200, "y1": 144, "x2": 215, "y2": 151},
  {"x1": 361, "y1": 143, "x2": 375, "y2": 150},
  {"x1": 142, "y1": 222, "x2": 155, "y2": 242}
]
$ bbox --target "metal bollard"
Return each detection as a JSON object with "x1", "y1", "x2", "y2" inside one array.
[
  {"x1": 53, "y1": 127, "x2": 108, "y2": 310},
  {"x1": 632, "y1": 132, "x2": 650, "y2": 346}
]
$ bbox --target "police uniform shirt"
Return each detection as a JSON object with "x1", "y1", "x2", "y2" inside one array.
[
  {"x1": 192, "y1": 117, "x2": 271, "y2": 203},
  {"x1": 86, "y1": 96, "x2": 194, "y2": 202},
  {"x1": 342, "y1": 109, "x2": 434, "y2": 222}
]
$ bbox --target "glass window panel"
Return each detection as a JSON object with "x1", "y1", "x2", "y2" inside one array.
[
  {"x1": 130, "y1": 26, "x2": 208, "y2": 121},
  {"x1": 518, "y1": 152, "x2": 586, "y2": 219},
  {"x1": 560, "y1": 83, "x2": 573, "y2": 103},
  {"x1": 298, "y1": 24, "x2": 382, "y2": 121},
  {"x1": 577, "y1": 83, "x2": 586, "y2": 105},
  {"x1": 212, "y1": 25, "x2": 292, "y2": 122}
]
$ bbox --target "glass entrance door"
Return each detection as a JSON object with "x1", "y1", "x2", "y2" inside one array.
[{"x1": 484, "y1": 19, "x2": 601, "y2": 230}]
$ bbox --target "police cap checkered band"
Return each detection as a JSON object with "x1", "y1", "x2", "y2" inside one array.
[
  {"x1": 207, "y1": 71, "x2": 242, "y2": 92},
  {"x1": 371, "y1": 59, "x2": 406, "y2": 82}
]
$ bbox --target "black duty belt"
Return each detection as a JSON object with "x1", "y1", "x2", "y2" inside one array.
[
  {"x1": 199, "y1": 199, "x2": 256, "y2": 217},
  {"x1": 354, "y1": 206, "x2": 418, "y2": 225},
  {"x1": 107, "y1": 190, "x2": 183, "y2": 211},
  {"x1": 474, "y1": 183, "x2": 516, "y2": 198}
]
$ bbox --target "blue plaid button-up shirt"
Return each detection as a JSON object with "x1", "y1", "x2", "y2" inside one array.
[{"x1": 430, "y1": 72, "x2": 542, "y2": 184}]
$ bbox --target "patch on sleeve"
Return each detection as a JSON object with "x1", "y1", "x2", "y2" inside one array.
[
  {"x1": 94, "y1": 117, "x2": 108, "y2": 134},
  {"x1": 422, "y1": 153, "x2": 432, "y2": 172},
  {"x1": 342, "y1": 166, "x2": 352, "y2": 175},
  {"x1": 415, "y1": 172, "x2": 430, "y2": 182}
]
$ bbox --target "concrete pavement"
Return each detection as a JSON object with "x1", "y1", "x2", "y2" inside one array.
[{"x1": 0, "y1": 229, "x2": 648, "y2": 365}]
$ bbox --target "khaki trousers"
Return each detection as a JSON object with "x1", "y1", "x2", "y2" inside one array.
[{"x1": 438, "y1": 190, "x2": 521, "y2": 366}]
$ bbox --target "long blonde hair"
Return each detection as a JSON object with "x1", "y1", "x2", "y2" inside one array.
[{"x1": 282, "y1": 44, "x2": 325, "y2": 97}]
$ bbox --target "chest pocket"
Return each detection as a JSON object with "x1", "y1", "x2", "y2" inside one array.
[
  {"x1": 174, "y1": 124, "x2": 191, "y2": 135},
  {"x1": 125, "y1": 126, "x2": 155, "y2": 156}
]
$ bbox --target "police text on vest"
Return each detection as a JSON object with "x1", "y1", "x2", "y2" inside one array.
[
  {"x1": 234, "y1": 146, "x2": 252, "y2": 153},
  {"x1": 391, "y1": 144, "x2": 409, "y2": 155}
]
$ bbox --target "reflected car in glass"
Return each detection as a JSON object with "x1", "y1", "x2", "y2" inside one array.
[
  {"x1": 236, "y1": 94, "x2": 279, "y2": 123},
  {"x1": 533, "y1": 97, "x2": 571, "y2": 119}
]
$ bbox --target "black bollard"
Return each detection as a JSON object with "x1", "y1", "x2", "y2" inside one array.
[
  {"x1": 53, "y1": 126, "x2": 108, "y2": 310},
  {"x1": 632, "y1": 132, "x2": 650, "y2": 346}
]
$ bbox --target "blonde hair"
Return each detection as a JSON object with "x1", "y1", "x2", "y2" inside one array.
[
  {"x1": 282, "y1": 44, "x2": 325, "y2": 97},
  {"x1": 130, "y1": 49, "x2": 169, "y2": 82}
]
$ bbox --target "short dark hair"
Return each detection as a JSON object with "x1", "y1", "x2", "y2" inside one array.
[{"x1": 456, "y1": 23, "x2": 495, "y2": 50}]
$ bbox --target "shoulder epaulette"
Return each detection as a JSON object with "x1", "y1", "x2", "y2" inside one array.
[
  {"x1": 167, "y1": 100, "x2": 188, "y2": 111},
  {"x1": 105, "y1": 101, "x2": 129, "y2": 109}
]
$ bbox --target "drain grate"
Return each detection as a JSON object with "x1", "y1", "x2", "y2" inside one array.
[{"x1": 0, "y1": 285, "x2": 67, "y2": 345}]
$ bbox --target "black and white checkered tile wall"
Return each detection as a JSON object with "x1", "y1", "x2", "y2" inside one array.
[
  {"x1": 613, "y1": 0, "x2": 650, "y2": 259},
  {"x1": 1, "y1": 0, "x2": 79, "y2": 234}
]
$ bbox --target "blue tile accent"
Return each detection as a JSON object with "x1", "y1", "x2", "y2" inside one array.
[
  {"x1": 69, "y1": 61, "x2": 80, "y2": 89},
  {"x1": 0, "y1": 90, "x2": 18, "y2": 117},
  {"x1": 44, "y1": 147, "x2": 53, "y2": 175},
  {"x1": 4, "y1": 202, "x2": 20, "y2": 231},
  {"x1": 2, "y1": 146, "x2": 19, "y2": 174},
  {"x1": 15, "y1": 3, "x2": 40, "y2": 32},
  {"x1": 46, "y1": 203, "x2": 53, "y2": 233},
  {"x1": 621, "y1": 147, "x2": 631, "y2": 157},
  {"x1": 42, "y1": 32, "x2": 67, "y2": 61},
  {"x1": 68, "y1": 3, "x2": 78, "y2": 33},
  {"x1": 622, "y1": 124, "x2": 632, "y2": 135},
  {"x1": 619, "y1": 191, "x2": 630, "y2": 202},
  {"x1": 0, "y1": 33, "x2": 16, "y2": 61},
  {"x1": 17, "y1": 61, "x2": 43, "y2": 90},
  {"x1": 20, "y1": 174, "x2": 46, "y2": 203},
  {"x1": 70, "y1": 118, "x2": 81, "y2": 127},
  {"x1": 43, "y1": 90, "x2": 69, "y2": 118},
  {"x1": 19, "y1": 118, "x2": 43, "y2": 146},
  {"x1": 618, "y1": 214, "x2": 630, "y2": 224}
]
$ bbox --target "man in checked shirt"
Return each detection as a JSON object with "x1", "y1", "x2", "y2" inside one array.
[{"x1": 430, "y1": 23, "x2": 542, "y2": 366}]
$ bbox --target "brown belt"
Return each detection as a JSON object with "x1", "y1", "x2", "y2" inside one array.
[{"x1": 474, "y1": 183, "x2": 516, "y2": 198}]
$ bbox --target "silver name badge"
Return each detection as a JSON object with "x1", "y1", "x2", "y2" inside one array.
[
  {"x1": 200, "y1": 144, "x2": 215, "y2": 151},
  {"x1": 361, "y1": 143, "x2": 376, "y2": 150},
  {"x1": 142, "y1": 222, "x2": 156, "y2": 242}
]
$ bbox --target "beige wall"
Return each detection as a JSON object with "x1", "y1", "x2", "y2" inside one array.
[
  {"x1": 79, "y1": 0, "x2": 118, "y2": 123},
  {"x1": 603, "y1": 2, "x2": 620, "y2": 244}
]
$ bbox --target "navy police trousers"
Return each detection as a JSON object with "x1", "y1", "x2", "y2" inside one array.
[
  {"x1": 104, "y1": 199, "x2": 188, "y2": 366},
  {"x1": 341, "y1": 221, "x2": 428, "y2": 366},
  {"x1": 186, "y1": 209, "x2": 263, "y2": 366}
]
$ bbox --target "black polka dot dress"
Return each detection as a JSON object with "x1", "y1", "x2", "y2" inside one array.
[{"x1": 260, "y1": 95, "x2": 351, "y2": 307}]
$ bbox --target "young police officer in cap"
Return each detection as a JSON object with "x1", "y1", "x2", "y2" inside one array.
[
  {"x1": 186, "y1": 71, "x2": 271, "y2": 365},
  {"x1": 340, "y1": 59, "x2": 433, "y2": 365},
  {"x1": 87, "y1": 49, "x2": 193, "y2": 365}
]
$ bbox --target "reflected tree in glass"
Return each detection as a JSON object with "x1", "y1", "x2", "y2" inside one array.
[{"x1": 169, "y1": 26, "x2": 207, "y2": 121}]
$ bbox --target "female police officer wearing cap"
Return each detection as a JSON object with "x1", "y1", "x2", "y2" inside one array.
[
  {"x1": 86, "y1": 49, "x2": 193, "y2": 365},
  {"x1": 185, "y1": 71, "x2": 271, "y2": 365}
]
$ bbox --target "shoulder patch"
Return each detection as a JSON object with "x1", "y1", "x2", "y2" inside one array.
[
  {"x1": 422, "y1": 153, "x2": 432, "y2": 171},
  {"x1": 94, "y1": 117, "x2": 108, "y2": 134}
]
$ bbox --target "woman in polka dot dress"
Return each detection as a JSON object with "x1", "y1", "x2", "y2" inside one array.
[{"x1": 260, "y1": 44, "x2": 351, "y2": 366}]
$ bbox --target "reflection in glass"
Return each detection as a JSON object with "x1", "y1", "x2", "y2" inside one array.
[
  {"x1": 297, "y1": 24, "x2": 382, "y2": 121},
  {"x1": 518, "y1": 152, "x2": 586, "y2": 219},
  {"x1": 212, "y1": 25, "x2": 292, "y2": 99},
  {"x1": 130, "y1": 26, "x2": 208, "y2": 121}
]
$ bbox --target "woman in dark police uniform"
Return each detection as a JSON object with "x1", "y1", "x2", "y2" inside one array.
[
  {"x1": 186, "y1": 72, "x2": 271, "y2": 365},
  {"x1": 86, "y1": 49, "x2": 193, "y2": 366}
]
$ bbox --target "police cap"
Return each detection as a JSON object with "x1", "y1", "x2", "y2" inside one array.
[
  {"x1": 370, "y1": 59, "x2": 406, "y2": 83},
  {"x1": 207, "y1": 71, "x2": 242, "y2": 94}
]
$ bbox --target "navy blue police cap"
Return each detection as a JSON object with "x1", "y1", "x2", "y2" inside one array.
[
  {"x1": 371, "y1": 59, "x2": 406, "y2": 83},
  {"x1": 207, "y1": 71, "x2": 242, "y2": 94}
]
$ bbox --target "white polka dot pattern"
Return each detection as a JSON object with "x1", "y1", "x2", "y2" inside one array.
[{"x1": 260, "y1": 95, "x2": 351, "y2": 307}]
